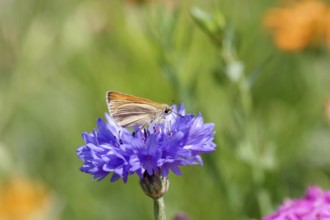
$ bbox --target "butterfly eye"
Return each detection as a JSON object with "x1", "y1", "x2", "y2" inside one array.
[{"x1": 164, "y1": 107, "x2": 171, "y2": 114}]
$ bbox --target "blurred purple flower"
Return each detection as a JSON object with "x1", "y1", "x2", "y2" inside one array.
[
  {"x1": 77, "y1": 104, "x2": 216, "y2": 183},
  {"x1": 263, "y1": 186, "x2": 330, "y2": 220}
]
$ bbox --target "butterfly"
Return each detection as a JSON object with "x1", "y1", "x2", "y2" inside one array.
[{"x1": 106, "y1": 91, "x2": 177, "y2": 128}]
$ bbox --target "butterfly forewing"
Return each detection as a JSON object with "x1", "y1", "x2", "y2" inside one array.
[
  {"x1": 106, "y1": 91, "x2": 169, "y2": 128},
  {"x1": 108, "y1": 91, "x2": 156, "y2": 103}
]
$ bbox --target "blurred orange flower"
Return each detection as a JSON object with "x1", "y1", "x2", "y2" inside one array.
[
  {"x1": 0, "y1": 176, "x2": 57, "y2": 220},
  {"x1": 264, "y1": 0, "x2": 330, "y2": 51}
]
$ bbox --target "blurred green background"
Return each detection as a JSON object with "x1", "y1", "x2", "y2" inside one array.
[{"x1": 1, "y1": 0, "x2": 330, "y2": 219}]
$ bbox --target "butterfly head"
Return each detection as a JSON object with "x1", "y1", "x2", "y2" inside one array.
[{"x1": 163, "y1": 105, "x2": 173, "y2": 115}]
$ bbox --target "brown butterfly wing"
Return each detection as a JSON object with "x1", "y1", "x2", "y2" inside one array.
[
  {"x1": 106, "y1": 91, "x2": 164, "y2": 127},
  {"x1": 107, "y1": 91, "x2": 156, "y2": 103}
]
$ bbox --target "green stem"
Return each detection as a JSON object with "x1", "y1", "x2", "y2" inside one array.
[{"x1": 154, "y1": 197, "x2": 166, "y2": 220}]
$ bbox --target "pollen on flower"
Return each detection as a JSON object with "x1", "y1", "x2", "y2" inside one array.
[{"x1": 76, "y1": 103, "x2": 216, "y2": 183}]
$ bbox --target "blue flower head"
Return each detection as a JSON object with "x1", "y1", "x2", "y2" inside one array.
[{"x1": 77, "y1": 104, "x2": 216, "y2": 183}]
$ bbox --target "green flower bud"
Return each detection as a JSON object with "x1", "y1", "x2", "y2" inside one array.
[{"x1": 139, "y1": 171, "x2": 169, "y2": 199}]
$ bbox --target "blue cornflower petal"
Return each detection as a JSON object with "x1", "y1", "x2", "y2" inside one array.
[{"x1": 77, "y1": 103, "x2": 216, "y2": 183}]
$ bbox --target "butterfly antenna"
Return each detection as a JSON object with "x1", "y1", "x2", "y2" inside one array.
[{"x1": 172, "y1": 110, "x2": 184, "y2": 118}]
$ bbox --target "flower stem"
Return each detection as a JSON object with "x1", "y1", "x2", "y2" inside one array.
[{"x1": 153, "y1": 197, "x2": 166, "y2": 220}]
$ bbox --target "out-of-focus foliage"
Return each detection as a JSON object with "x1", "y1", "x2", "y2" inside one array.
[{"x1": 0, "y1": 0, "x2": 329, "y2": 219}]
